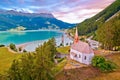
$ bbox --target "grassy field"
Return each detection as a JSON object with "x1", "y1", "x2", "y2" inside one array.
[
  {"x1": 52, "y1": 59, "x2": 67, "y2": 76},
  {"x1": 56, "y1": 53, "x2": 120, "y2": 80},
  {"x1": 0, "y1": 47, "x2": 22, "y2": 74},
  {"x1": 57, "y1": 46, "x2": 70, "y2": 54}
]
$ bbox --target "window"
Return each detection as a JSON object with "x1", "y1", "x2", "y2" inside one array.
[
  {"x1": 84, "y1": 56, "x2": 86, "y2": 60},
  {"x1": 79, "y1": 55, "x2": 81, "y2": 58},
  {"x1": 75, "y1": 54, "x2": 77, "y2": 57}
]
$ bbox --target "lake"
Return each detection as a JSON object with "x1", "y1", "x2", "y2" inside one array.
[{"x1": 0, "y1": 30, "x2": 63, "y2": 45}]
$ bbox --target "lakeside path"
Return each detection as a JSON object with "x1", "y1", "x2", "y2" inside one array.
[
  {"x1": 7, "y1": 47, "x2": 18, "y2": 53},
  {"x1": 15, "y1": 33, "x2": 73, "y2": 52},
  {"x1": 16, "y1": 40, "x2": 48, "y2": 52}
]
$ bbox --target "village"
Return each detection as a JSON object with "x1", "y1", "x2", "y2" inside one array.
[{"x1": 56, "y1": 27, "x2": 99, "y2": 67}]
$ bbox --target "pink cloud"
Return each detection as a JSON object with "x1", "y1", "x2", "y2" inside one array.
[{"x1": 53, "y1": 0, "x2": 115, "y2": 23}]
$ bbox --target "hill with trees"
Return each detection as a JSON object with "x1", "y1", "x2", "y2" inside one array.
[
  {"x1": 69, "y1": 0, "x2": 120, "y2": 35},
  {"x1": 95, "y1": 12, "x2": 120, "y2": 50}
]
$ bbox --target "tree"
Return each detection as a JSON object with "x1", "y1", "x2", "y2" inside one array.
[
  {"x1": 8, "y1": 60, "x2": 21, "y2": 80},
  {"x1": 96, "y1": 13, "x2": 120, "y2": 50},
  {"x1": 9, "y1": 43, "x2": 17, "y2": 51},
  {"x1": 92, "y1": 56, "x2": 116, "y2": 72},
  {"x1": 0, "y1": 44, "x2": 5, "y2": 47},
  {"x1": 18, "y1": 47, "x2": 22, "y2": 52},
  {"x1": 7, "y1": 38, "x2": 57, "y2": 80}
]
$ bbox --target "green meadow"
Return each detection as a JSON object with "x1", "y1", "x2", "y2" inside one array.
[
  {"x1": 0, "y1": 47, "x2": 22, "y2": 74},
  {"x1": 57, "y1": 46, "x2": 70, "y2": 54}
]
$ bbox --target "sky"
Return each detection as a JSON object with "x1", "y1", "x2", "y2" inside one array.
[{"x1": 0, "y1": 0, "x2": 115, "y2": 23}]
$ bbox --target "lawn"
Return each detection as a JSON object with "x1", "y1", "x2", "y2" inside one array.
[
  {"x1": 52, "y1": 59, "x2": 67, "y2": 76},
  {"x1": 56, "y1": 53, "x2": 120, "y2": 80},
  {"x1": 0, "y1": 47, "x2": 22, "y2": 74},
  {"x1": 57, "y1": 46, "x2": 70, "y2": 54}
]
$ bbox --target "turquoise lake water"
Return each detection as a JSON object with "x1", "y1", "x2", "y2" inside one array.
[{"x1": 0, "y1": 30, "x2": 63, "y2": 45}]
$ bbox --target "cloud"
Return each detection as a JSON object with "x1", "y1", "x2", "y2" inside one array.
[
  {"x1": 0, "y1": 0, "x2": 115, "y2": 23},
  {"x1": 53, "y1": 8, "x2": 103, "y2": 23},
  {"x1": 53, "y1": 0, "x2": 115, "y2": 23}
]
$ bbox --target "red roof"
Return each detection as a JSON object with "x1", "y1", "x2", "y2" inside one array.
[{"x1": 71, "y1": 41, "x2": 94, "y2": 54}]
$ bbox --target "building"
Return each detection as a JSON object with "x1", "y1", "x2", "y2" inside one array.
[
  {"x1": 70, "y1": 27, "x2": 94, "y2": 65},
  {"x1": 86, "y1": 36, "x2": 99, "y2": 50},
  {"x1": 87, "y1": 39, "x2": 99, "y2": 49}
]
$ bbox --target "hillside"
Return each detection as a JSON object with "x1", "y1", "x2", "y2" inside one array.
[
  {"x1": 56, "y1": 53, "x2": 120, "y2": 80},
  {"x1": 69, "y1": 0, "x2": 120, "y2": 35},
  {"x1": 0, "y1": 47, "x2": 21, "y2": 74},
  {"x1": 0, "y1": 10, "x2": 75, "y2": 31},
  {"x1": 95, "y1": 11, "x2": 120, "y2": 50}
]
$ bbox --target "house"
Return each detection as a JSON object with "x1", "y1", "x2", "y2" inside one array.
[
  {"x1": 86, "y1": 36, "x2": 99, "y2": 49},
  {"x1": 55, "y1": 52, "x2": 67, "y2": 58},
  {"x1": 70, "y1": 27, "x2": 94, "y2": 65},
  {"x1": 87, "y1": 39, "x2": 99, "y2": 49}
]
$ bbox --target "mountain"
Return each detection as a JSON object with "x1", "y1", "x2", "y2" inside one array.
[
  {"x1": 69, "y1": 0, "x2": 120, "y2": 35},
  {"x1": 0, "y1": 10, "x2": 75, "y2": 31}
]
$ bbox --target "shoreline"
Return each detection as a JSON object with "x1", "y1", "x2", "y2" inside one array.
[
  {"x1": 16, "y1": 39, "x2": 48, "y2": 51},
  {"x1": 16, "y1": 33, "x2": 73, "y2": 52},
  {"x1": 0, "y1": 29, "x2": 63, "y2": 33},
  {"x1": 0, "y1": 29, "x2": 73, "y2": 52}
]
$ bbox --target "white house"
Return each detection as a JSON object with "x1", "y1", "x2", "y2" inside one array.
[
  {"x1": 70, "y1": 28, "x2": 94, "y2": 65},
  {"x1": 87, "y1": 39, "x2": 99, "y2": 49},
  {"x1": 86, "y1": 37, "x2": 99, "y2": 49}
]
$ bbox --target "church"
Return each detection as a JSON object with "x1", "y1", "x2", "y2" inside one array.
[{"x1": 70, "y1": 28, "x2": 94, "y2": 65}]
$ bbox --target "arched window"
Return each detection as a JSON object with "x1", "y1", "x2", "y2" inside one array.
[
  {"x1": 84, "y1": 56, "x2": 86, "y2": 60},
  {"x1": 75, "y1": 54, "x2": 77, "y2": 57},
  {"x1": 79, "y1": 55, "x2": 81, "y2": 58}
]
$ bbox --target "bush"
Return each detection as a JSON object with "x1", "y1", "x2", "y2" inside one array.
[
  {"x1": 0, "y1": 44, "x2": 5, "y2": 47},
  {"x1": 66, "y1": 43, "x2": 68, "y2": 46},
  {"x1": 9, "y1": 43, "x2": 17, "y2": 52},
  {"x1": 18, "y1": 47, "x2": 22, "y2": 52},
  {"x1": 92, "y1": 56, "x2": 116, "y2": 72},
  {"x1": 23, "y1": 49, "x2": 27, "y2": 52},
  {"x1": 99, "y1": 61, "x2": 116, "y2": 72},
  {"x1": 60, "y1": 43, "x2": 63, "y2": 46},
  {"x1": 92, "y1": 56, "x2": 105, "y2": 67},
  {"x1": 116, "y1": 46, "x2": 120, "y2": 51}
]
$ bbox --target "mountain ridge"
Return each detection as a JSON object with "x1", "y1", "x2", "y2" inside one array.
[{"x1": 0, "y1": 9, "x2": 75, "y2": 31}]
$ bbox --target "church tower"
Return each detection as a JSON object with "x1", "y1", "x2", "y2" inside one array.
[
  {"x1": 70, "y1": 27, "x2": 94, "y2": 65},
  {"x1": 74, "y1": 27, "x2": 79, "y2": 43}
]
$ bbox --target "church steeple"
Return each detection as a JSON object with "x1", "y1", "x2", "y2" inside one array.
[
  {"x1": 61, "y1": 34, "x2": 64, "y2": 46},
  {"x1": 74, "y1": 27, "x2": 79, "y2": 43}
]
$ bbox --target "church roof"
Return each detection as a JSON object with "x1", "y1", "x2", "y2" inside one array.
[{"x1": 71, "y1": 41, "x2": 94, "y2": 54}]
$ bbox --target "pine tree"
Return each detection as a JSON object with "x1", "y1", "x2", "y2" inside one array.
[{"x1": 7, "y1": 38, "x2": 56, "y2": 80}]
